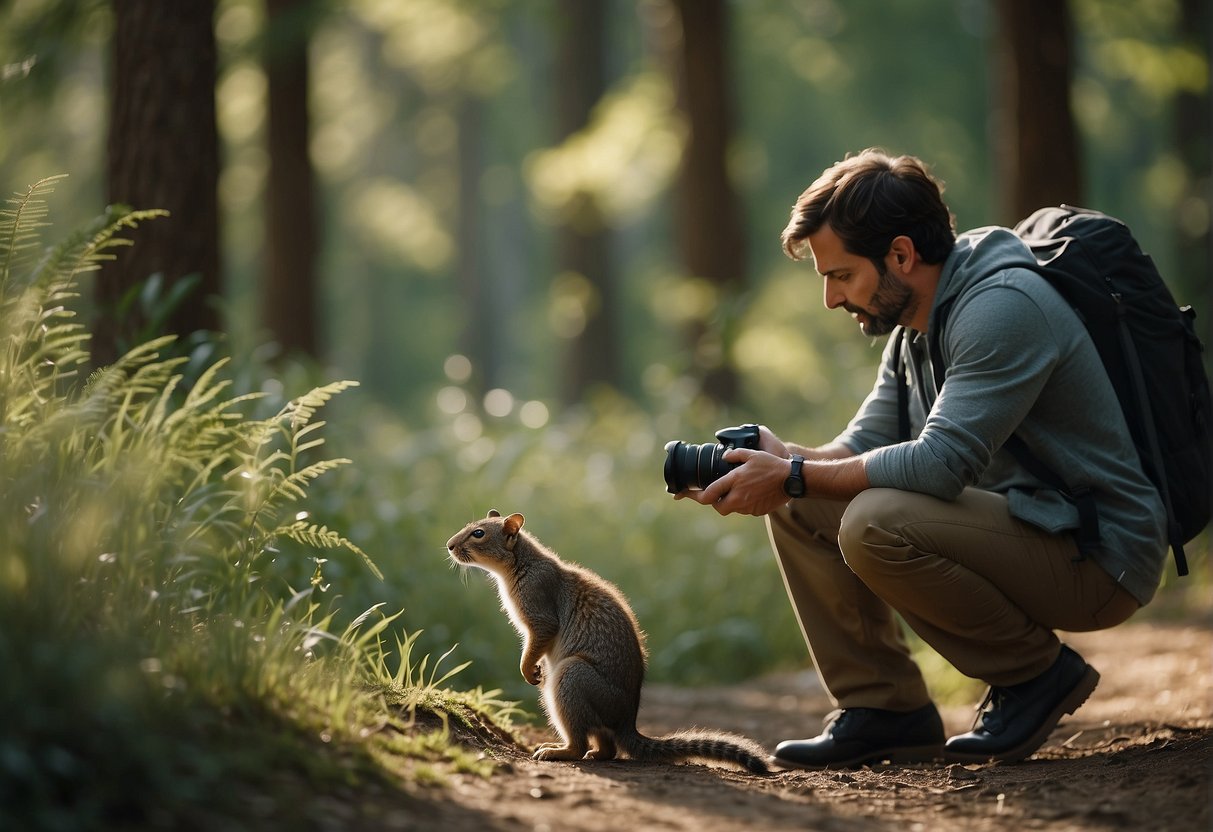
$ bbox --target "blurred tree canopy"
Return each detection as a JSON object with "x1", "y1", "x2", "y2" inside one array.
[{"x1": 0, "y1": 0, "x2": 1207, "y2": 438}]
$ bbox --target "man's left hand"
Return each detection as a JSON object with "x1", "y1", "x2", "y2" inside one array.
[{"x1": 674, "y1": 448, "x2": 792, "y2": 517}]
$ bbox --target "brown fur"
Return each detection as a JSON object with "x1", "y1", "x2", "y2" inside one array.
[{"x1": 446, "y1": 510, "x2": 770, "y2": 774}]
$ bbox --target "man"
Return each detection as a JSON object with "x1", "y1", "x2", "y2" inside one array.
[{"x1": 676, "y1": 149, "x2": 1167, "y2": 769}]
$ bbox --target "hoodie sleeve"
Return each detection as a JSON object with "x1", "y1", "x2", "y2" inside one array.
[{"x1": 863, "y1": 276, "x2": 1061, "y2": 500}]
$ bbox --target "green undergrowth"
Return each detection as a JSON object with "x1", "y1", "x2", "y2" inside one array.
[{"x1": 0, "y1": 177, "x2": 521, "y2": 831}]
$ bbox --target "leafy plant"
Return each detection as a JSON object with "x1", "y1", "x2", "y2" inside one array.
[{"x1": 0, "y1": 178, "x2": 512, "y2": 831}]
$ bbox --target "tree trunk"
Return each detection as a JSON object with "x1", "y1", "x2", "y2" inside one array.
[
  {"x1": 455, "y1": 93, "x2": 497, "y2": 395},
  {"x1": 1175, "y1": 0, "x2": 1211, "y2": 309},
  {"x1": 98, "y1": 0, "x2": 221, "y2": 366},
  {"x1": 263, "y1": 0, "x2": 319, "y2": 359},
  {"x1": 553, "y1": 0, "x2": 619, "y2": 405},
  {"x1": 993, "y1": 0, "x2": 1083, "y2": 222},
  {"x1": 670, "y1": 0, "x2": 743, "y2": 404}
]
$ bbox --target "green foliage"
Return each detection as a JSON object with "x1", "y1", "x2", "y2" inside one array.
[
  {"x1": 302, "y1": 383, "x2": 811, "y2": 702},
  {"x1": 3, "y1": 1, "x2": 1204, "y2": 417},
  {"x1": 0, "y1": 180, "x2": 513, "y2": 830}
]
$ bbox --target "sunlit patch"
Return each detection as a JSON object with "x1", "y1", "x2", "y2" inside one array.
[
  {"x1": 525, "y1": 71, "x2": 686, "y2": 221},
  {"x1": 444, "y1": 354, "x2": 473, "y2": 383},
  {"x1": 352, "y1": 178, "x2": 452, "y2": 271},
  {"x1": 484, "y1": 388, "x2": 514, "y2": 418},
  {"x1": 519, "y1": 400, "x2": 549, "y2": 429},
  {"x1": 437, "y1": 385, "x2": 468, "y2": 415},
  {"x1": 548, "y1": 272, "x2": 596, "y2": 339},
  {"x1": 452, "y1": 412, "x2": 482, "y2": 442}
]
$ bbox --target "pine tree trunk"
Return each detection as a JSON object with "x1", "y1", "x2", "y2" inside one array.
[
  {"x1": 263, "y1": 0, "x2": 319, "y2": 359},
  {"x1": 671, "y1": 0, "x2": 744, "y2": 404},
  {"x1": 98, "y1": 0, "x2": 221, "y2": 366},
  {"x1": 454, "y1": 93, "x2": 497, "y2": 394},
  {"x1": 994, "y1": 0, "x2": 1083, "y2": 222},
  {"x1": 1175, "y1": 0, "x2": 1211, "y2": 309},
  {"x1": 554, "y1": 0, "x2": 619, "y2": 405}
]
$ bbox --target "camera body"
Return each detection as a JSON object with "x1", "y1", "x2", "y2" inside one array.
[{"x1": 663, "y1": 423, "x2": 761, "y2": 494}]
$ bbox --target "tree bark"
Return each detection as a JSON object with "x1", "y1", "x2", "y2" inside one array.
[
  {"x1": 98, "y1": 0, "x2": 221, "y2": 366},
  {"x1": 1175, "y1": 0, "x2": 1211, "y2": 308},
  {"x1": 263, "y1": 0, "x2": 319, "y2": 359},
  {"x1": 553, "y1": 0, "x2": 618, "y2": 405},
  {"x1": 670, "y1": 0, "x2": 744, "y2": 404},
  {"x1": 994, "y1": 0, "x2": 1083, "y2": 222},
  {"x1": 455, "y1": 93, "x2": 497, "y2": 394}
]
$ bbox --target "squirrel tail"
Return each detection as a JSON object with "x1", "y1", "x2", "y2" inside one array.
[{"x1": 617, "y1": 728, "x2": 771, "y2": 775}]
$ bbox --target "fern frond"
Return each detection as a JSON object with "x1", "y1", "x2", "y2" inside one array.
[
  {"x1": 279, "y1": 380, "x2": 360, "y2": 430},
  {"x1": 29, "y1": 204, "x2": 168, "y2": 291},
  {"x1": 281, "y1": 520, "x2": 384, "y2": 580},
  {"x1": 291, "y1": 420, "x2": 329, "y2": 455},
  {"x1": 0, "y1": 174, "x2": 67, "y2": 291},
  {"x1": 268, "y1": 457, "x2": 351, "y2": 503}
]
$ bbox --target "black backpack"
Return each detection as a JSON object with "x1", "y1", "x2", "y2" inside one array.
[{"x1": 896, "y1": 205, "x2": 1211, "y2": 576}]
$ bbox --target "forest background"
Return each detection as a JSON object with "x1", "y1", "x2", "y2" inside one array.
[{"x1": 1, "y1": 0, "x2": 1210, "y2": 720}]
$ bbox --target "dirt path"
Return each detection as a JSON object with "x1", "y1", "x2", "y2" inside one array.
[{"x1": 390, "y1": 615, "x2": 1212, "y2": 831}]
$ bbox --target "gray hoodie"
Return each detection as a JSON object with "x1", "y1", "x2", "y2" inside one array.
[{"x1": 836, "y1": 227, "x2": 1167, "y2": 605}]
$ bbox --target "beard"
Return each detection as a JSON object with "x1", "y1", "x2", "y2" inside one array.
[{"x1": 844, "y1": 261, "x2": 917, "y2": 337}]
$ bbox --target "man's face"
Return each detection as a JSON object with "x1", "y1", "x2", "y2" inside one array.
[{"x1": 806, "y1": 225, "x2": 916, "y2": 337}]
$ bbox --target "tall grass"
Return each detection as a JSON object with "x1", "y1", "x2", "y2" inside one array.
[{"x1": 0, "y1": 178, "x2": 516, "y2": 831}]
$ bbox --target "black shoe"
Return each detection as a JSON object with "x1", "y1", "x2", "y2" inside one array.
[
  {"x1": 944, "y1": 644, "x2": 1099, "y2": 764},
  {"x1": 771, "y1": 703, "x2": 945, "y2": 770}
]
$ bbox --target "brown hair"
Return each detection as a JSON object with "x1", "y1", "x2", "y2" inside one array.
[{"x1": 780, "y1": 149, "x2": 956, "y2": 266}]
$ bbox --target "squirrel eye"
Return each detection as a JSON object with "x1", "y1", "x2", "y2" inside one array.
[{"x1": 471, "y1": 529, "x2": 485, "y2": 538}]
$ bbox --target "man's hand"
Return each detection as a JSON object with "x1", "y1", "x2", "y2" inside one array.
[
  {"x1": 672, "y1": 428, "x2": 870, "y2": 514},
  {"x1": 675, "y1": 448, "x2": 792, "y2": 516},
  {"x1": 755, "y1": 424, "x2": 790, "y2": 459}
]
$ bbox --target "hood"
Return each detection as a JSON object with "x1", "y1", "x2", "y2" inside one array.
[{"x1": 929, "y1": 226, "x2": 1039, "y2": 333}]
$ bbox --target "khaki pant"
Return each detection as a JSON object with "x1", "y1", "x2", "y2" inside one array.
[{"x1": 766, "y1": 487, "x2": 1140, "y2": 711}]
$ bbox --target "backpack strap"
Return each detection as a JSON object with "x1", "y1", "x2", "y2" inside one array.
[
  {"x1": 893, "y1": 327, "x2": 911, "y2": 443},
  {"x1": 1113, "y1": 298, "x2": 1190, "y2": 575}
]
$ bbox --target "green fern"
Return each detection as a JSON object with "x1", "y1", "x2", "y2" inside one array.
[
  {"x1": 0, "y1": 178, "x2": 380, "y2": 620},
  {"x1": 0, "y1": 180, "x2": 518, "y2": 829},
  {"x1": 0, "y1": 174, "x2": 64, "y2": 291},
  {"x1": 282, "y1": 519, "x2": 383, "y2": 580},
  {"x1": 0, "y1": 179, "x2": 166, "y2": 439}
]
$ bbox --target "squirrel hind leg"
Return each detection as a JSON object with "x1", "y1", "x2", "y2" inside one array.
[
  {"x1": 584, "y1": 732, "x2": 617, "y2": 760},
  {"x1": 533, "y1": 731, "x2": 617, "y2": 762},
  {"x1": 538, "y1": 659, "x2": 624, "y2": 762},
  {"x1": 533, "y1": 741, "x2": 590, "y2": 762}
]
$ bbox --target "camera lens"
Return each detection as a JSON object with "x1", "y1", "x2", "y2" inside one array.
[{"x1": 663, "y1": 440, "x2": 727, "y2": 494}]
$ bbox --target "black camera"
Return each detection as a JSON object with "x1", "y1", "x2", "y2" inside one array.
[{"x1": 663, "y1": 423, "x2": 761, "y2": 494}]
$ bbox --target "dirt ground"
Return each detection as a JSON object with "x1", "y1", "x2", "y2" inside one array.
[{"x1": 382, "y1": 610, "x2": 1212, "y2": 832}]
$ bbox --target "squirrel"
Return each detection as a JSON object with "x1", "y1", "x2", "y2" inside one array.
[{"x1": 446, "y1": 509, "x2": 770, "y2": 775}]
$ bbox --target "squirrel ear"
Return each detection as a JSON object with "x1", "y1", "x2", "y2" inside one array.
[
  {"x1": 503, "y1": 513, "x2": 525, "y2": 536},
  {"x1": 487, "y1": 509, "x2": 501, "y2": 518}
]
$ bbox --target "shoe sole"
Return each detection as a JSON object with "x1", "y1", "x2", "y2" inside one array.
[
  {"x1": 944, "y1": 664, "x2": 1100, "y2": 765},
  {"x1": 769, "y1": 743, "x2": 945, "y2": 771}
]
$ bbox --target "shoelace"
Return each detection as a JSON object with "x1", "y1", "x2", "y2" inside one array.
[{"x1": 971, "y1": 686, "x2": 1023, "y2": 734}]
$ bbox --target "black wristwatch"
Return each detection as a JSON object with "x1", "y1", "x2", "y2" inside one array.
[{"x1": 783, "y1": 454, "x2": 806, "y2": 498}]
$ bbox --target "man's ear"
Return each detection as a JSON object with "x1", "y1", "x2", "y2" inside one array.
[{"x1": 888, "y1": 235, "x2": 916, "y2": 273}]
